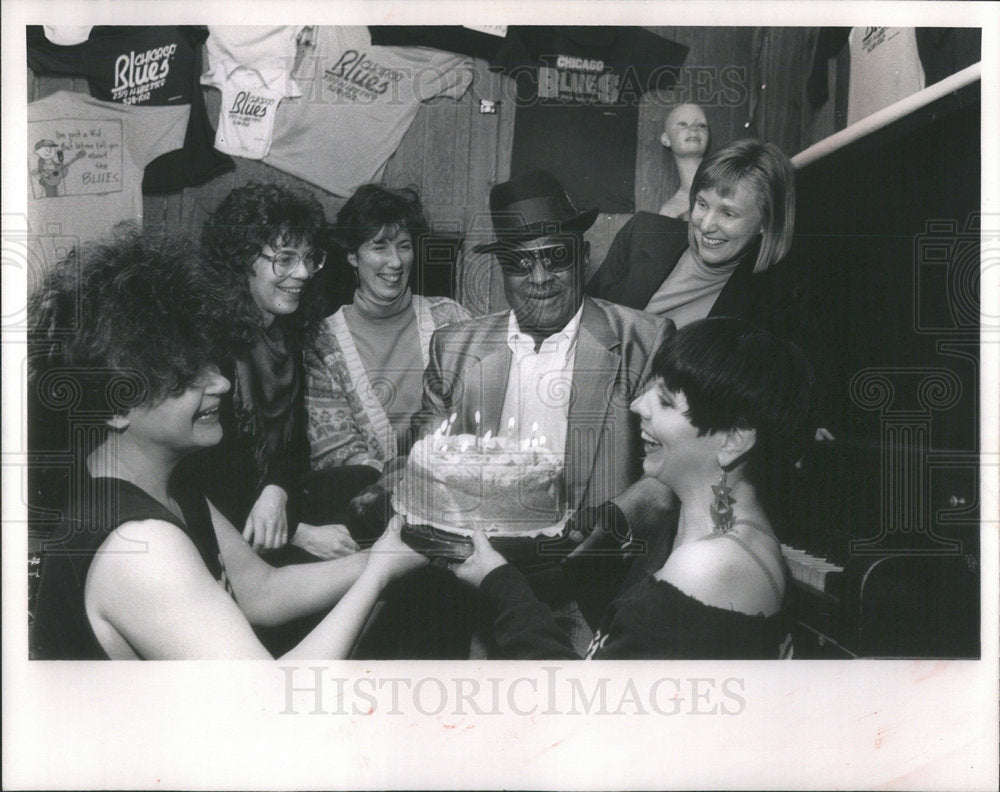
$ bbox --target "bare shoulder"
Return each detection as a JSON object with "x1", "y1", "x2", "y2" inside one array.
[
  {"x1": 87, "y1": 518, "x2": 215, "y2": 591},
  {"x1": 657, "y1": 531, "x2": 784, "y2": 617},
  {"x1": 84, "y1": 518, "x2": 269, "y2": 659}
]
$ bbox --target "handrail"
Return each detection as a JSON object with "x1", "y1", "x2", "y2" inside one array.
[{"x1": 791, "y1": 62, "x2": 981, "y2": 170}]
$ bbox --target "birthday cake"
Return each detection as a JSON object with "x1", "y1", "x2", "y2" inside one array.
[{"x1": 392, "y1": 429, "x2": 567, "y2": 537}]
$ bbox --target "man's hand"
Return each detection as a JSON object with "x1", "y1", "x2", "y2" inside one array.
[
  {"x1": 453, "y1": 530, "x2": 508, "y2": 588},
  {"x1": 291, "y1": 523, "x2": 359, "y2": 559},
  {"x1": 242, "y1": 485, "x2": 289, "y2": 553}
]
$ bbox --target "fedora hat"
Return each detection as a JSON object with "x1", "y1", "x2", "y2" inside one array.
[{"x1": 472, "y1": 169, "x2": 599, "y2": 254}]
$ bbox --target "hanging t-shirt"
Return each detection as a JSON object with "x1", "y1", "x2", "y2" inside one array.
[
  {"x1": 368, "y1": 25, "x2": 509, "y2": 61},
  {"x1": 846, "y1": 27, "x2": 925, "y2": 126},
  {"x1": 493, "y1": 27, "x2": 688, "y2": 213},
  {"x1": 42, "y1": 26, "x2": 93, "y2": 46},
  {"x1": 28, "y1": 91, "x2": 188, "y2": 249},
  {"x1": 204, "y1": 25, "x2": 305, "y2": 94},
  {"x1": 263, "y1": 26, "x2": 473, "y2": 197},
  {"x1": 201, "y1": 26, "x2": 304, "y2": 160},
  {"x1": 26, "y1": 25, "x2": 234, "y2": 192}
]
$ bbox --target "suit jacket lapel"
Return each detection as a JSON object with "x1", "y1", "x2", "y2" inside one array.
[
  {"x1": 456, "y1": 314, "x2": 511, "y2": 436},
  {"x1": 466, "y1": 346, "x2": 510, "y2": 435},
  {"x1": 566, "y1": 299, "x2": 620, "y2": 510}
]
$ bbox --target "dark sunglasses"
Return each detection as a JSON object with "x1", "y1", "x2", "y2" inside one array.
[{"x1": 496, "y1": 244, "x2": 576, "y2": 276}]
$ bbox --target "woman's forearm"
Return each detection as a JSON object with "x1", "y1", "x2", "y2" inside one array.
[
  {"x1": 280, "y1": 566, "x2": 386, "y2": 660},
  {"x1": 247, "y1": 550, "x2": 369, "y2": 626}
]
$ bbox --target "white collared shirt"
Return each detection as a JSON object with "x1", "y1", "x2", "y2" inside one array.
[{"x1": 497, "y1": 305, "x2": 584, "y2": 455}]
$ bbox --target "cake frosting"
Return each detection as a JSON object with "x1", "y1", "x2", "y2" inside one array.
[{"x1": 392, "y1": 433, "x2": 567, "y2": 536}]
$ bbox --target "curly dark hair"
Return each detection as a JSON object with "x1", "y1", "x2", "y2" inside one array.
[
  {"x1": 201, "y1": 182, "x2": 327, "y2": 349},
  {"x1": 28, "y1": 223, "x2": 252, "y2": 417}
]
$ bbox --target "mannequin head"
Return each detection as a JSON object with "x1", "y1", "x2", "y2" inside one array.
[{"x1": 660, "y1": 104, "x2": 710, "y2": 159}]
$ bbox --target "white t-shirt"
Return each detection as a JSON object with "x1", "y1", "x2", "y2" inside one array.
[
  {"x1": 202, "y1": 26, "x2": 303, "y2": 159},
  {"x1": 847, "y1": 27, "x2": 925, "y2": 126},
  {"x1": 264, "y1": 26, "x2": 473, "y2": 196},
  {"x1": 28, "y1": 91, "x2": 188, "y2": 254}
]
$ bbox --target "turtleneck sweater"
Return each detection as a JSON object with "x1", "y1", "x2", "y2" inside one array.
[
  {"x1": 644, "y1": 247, "x2": 743, "y2": 328},
  {"x1": 341, "y1": 287, "x2": 424, "y2": 443}
]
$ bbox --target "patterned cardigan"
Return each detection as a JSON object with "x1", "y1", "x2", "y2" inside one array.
[{"x1": 305, "y1": 294, "x2": 470, "y2": 471}]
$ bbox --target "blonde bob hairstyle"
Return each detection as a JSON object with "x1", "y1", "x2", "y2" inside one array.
[{"x1": 689, "y1": 138, "x2": 795, "y2": 274}]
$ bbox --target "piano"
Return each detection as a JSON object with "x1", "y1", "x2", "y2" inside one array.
[
  {"x1": 774, "y1": 71, "x2": 982, "y2": 659},
  {"x1": 775, "y1": 440, "x2": 980, "y2": 659}
]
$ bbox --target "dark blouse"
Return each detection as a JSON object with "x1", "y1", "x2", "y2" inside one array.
[
  {"x1": 31, "y1": 469, "x2": 223, "y2": 660},
  {"x1": 184, "y1": 323, "x2": 308, "y2": 531},
  {"x1": 480, "y1": 509, "x2": 791, "y2": 661}
]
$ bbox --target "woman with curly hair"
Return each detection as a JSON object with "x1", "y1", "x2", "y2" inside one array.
[
  {"x1": 305, "y1": 184, "x2": 469, "y2": 475},
  {"x1": 29, "y1": 225, "x2": 426, "y2": 659},
  {"x1": 190, "y1": 182, "x2": 357, "y2": 561}
]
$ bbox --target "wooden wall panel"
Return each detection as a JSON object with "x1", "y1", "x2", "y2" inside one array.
[{"x1": 633, "y1": 26, "x2": 753, "y2": 217}]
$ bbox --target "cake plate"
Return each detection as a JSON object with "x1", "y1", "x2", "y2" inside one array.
[{"x1": 401, "y1": 520, "x2": 578, "y2": 572}]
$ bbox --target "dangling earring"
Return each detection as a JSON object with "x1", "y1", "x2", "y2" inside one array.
[{"x1": 710, "y1": 469, "x2": 735, "y2": 533}]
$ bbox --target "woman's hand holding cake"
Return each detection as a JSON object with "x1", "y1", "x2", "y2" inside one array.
[
  {"x1": 363, "y1": 515, "x2": 429, "y2": 587},
  {"x1": 453, "y1": 530, "x2": 507, "y2": 588}
]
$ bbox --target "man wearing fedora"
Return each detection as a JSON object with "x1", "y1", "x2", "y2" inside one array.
[
  {"x1": 415, "y1": 170, "x2": 675, "y2": 635},
  {"x1": 420, "y1": 169, "x2": 672, "y2": 510}
]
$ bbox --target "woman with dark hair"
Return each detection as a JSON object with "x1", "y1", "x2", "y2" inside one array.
[
  {"x1": 191, "y1": 182, "x2": 356, "y2": 560},
  {"x1": 587, "y1": 139, "x2": 801, "y2": 334},
  {"x1": 305, "y1": 184, "x2": 469, "y2": 472},
  {"x1": 29, "y1": 225, "x2": 426, "y2": 659},
  {"x1": 454, "y1": 317, "x2": 814, "y2": 660}
]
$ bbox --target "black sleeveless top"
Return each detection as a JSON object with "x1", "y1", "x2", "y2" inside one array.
[{"x1": 31, "y1": 468, "x2": 224, "y2": 660}]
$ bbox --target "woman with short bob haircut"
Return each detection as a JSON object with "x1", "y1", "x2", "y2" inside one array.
[
  {"x1": 29, "y1": 225, "x2": 425, "y2": 660},
  {"x1": 454, "y1": 317, "x2": 814, "y2": 660},
  {"x1": 587, "y1": 139, "x2": 800, "y2": 333},
  {"x1": 690, "y1": 138, "x2": 795, "y2": 274}
]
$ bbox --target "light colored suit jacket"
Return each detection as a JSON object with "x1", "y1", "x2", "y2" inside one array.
[{"x1": 418, "y1": 297, "x2": 673, "y2": 511}]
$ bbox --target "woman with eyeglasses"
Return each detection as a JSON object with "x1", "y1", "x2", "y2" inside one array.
[
  {"x1": 188, "y1": 182, "x2": 357, "y2": 563},
  {"x1": 305, "y1": 184, "x2": 469, "y2": 478}
]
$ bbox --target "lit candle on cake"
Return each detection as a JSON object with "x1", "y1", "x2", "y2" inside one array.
[
  {"x1": 507, "y1": 416, "x2": 516, "y2": 440},
  {"x1": 482, "y1": 429, "x2": 492, "y2": 451}
]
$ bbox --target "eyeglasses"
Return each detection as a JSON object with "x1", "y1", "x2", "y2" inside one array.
[
  {"x1": 259, "y1": 248, "x2": 327, "y2": 277},
  {"x1": 496, "y1": 244, "x2": 576, "y2": 276}
]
